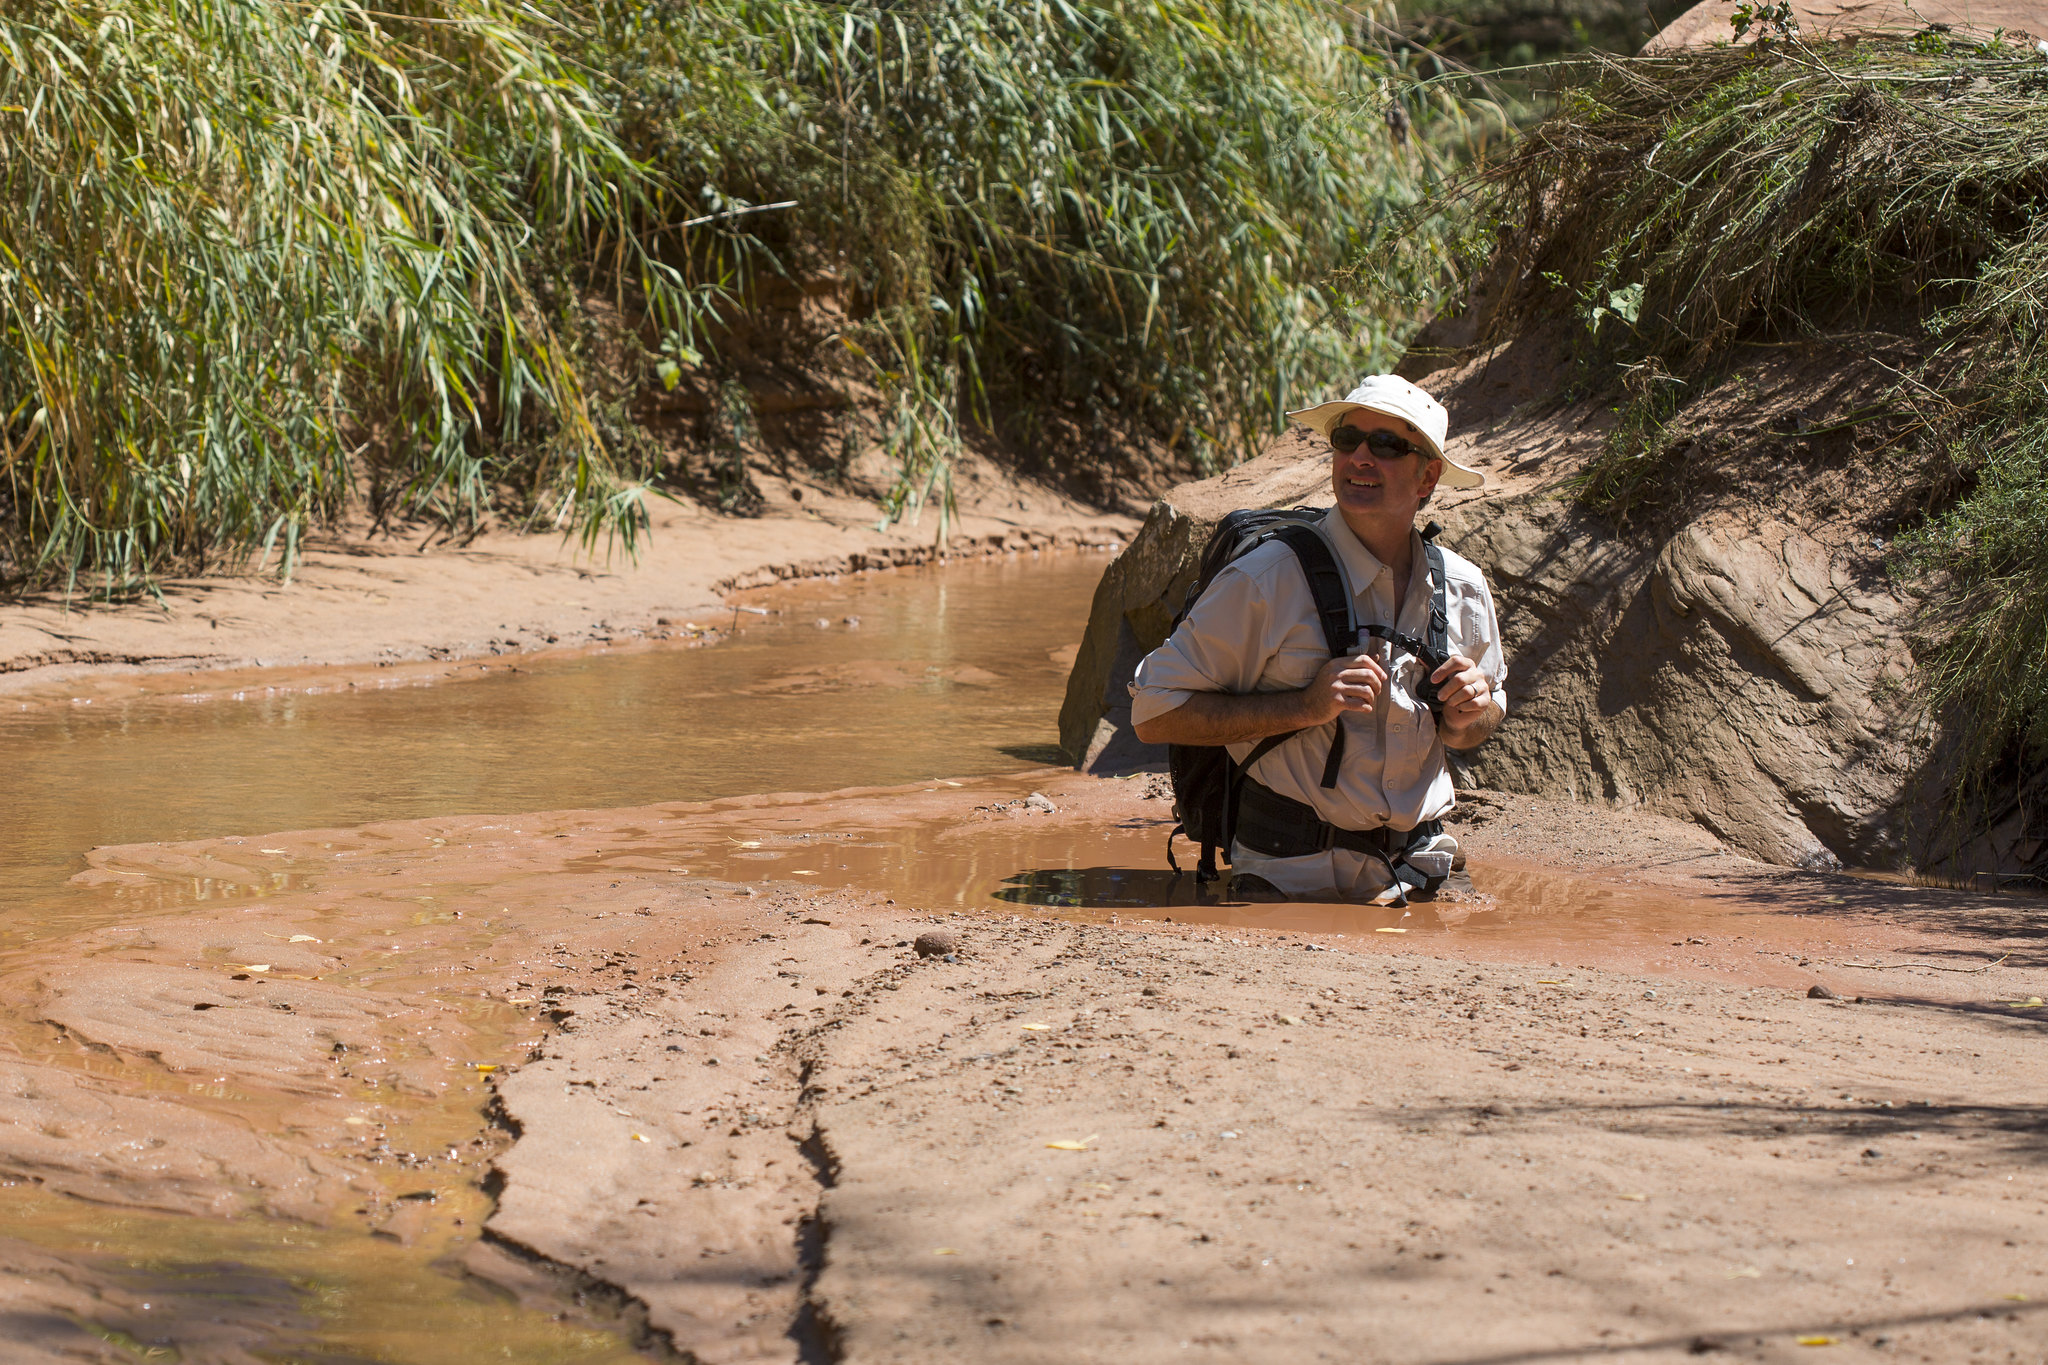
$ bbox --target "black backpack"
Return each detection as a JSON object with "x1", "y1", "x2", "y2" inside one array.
[{"x1": 1165, "y1": 508, "x2": 1452, "y2": 883}]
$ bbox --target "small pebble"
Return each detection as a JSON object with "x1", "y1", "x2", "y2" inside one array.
[
  {"x1": 914, "y1": 931, "x2": 959, "y2": 958},
  {"x1": 1024, "y1": 792, "x2": 1057, "y2": 814},
  {"x1": 1808, "y1": 984, "x2": 1838, "y2": 1000}
]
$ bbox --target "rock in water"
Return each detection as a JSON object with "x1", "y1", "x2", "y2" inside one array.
[{"x1": 914, "y1": 931, "x2": 959, "y2": 958}]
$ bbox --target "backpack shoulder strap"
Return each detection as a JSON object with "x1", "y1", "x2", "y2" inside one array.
[
  {"x1": 1420, "y1": 521, "x2": 1450, "y2": 662},
  {"x1": 1265, "y1": 523, "x2": 1355, "y2": 657},
  {"x1": 1265, "y1": 522, "x2": 1357, "y2": 790}
]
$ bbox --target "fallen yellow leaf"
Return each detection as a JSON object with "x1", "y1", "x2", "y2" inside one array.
[
  {"x1": 1796, "y1": 1336, "x2": 1837, "y2": 1347},
  {"x1": 289, "y1": 934, "x2": 320, "y2": 943},
  {"x1": 1374, "y1": 927, "x2": 1406, "y2": 934},
  {"x1": 729, "y1": 839, "x2": 762, "y2": 848},
  {"x1": 2003, "y1": 1293, "x2": 2029, "y2": 1302},
  {"x1": 933, "y1": 1248, "x2": 958, "y2": 1256},
  {"x1": 471, "y1": 1064, "x2": 497, "y2": 1073},
  {"x1": 344, "y1": 1117, "x2": 372, "y2": 1126},
  {"x1": 790, "y1": 870, "x2": 820, "y2": 876},
  {"x1": 1726, "y1": 1266, "x2": 1762, "y2": 1280},
  {"x1": 235, "y1": 964, "x2": 271, "y2": 973},
  {"x1": 631, "y1": 1133, "x2": 649, "y2": 1143},
  {"x1": 1538, "y1": 979, "x2": 1565, "y2": 985},
  {"x1": 260, "y1": 848, "x2": 288, "y2": 854},
  {"x1": 2011, "y1": 997, "x2": 2044, "y2": 1009},
  {"x1": 1617, "y1": 1193, "x2": 1647, "y2": 1202},
  {"x1": 1046, "y1": 1135, "x2": 1098, "y2": 1151},
  {"x1": 1020, "y1": 1023, "x2": 1051, "y2": 1031}
]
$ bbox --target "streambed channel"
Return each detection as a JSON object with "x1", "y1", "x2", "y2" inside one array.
[
  {"x1": 2, "y1": 550, "x2": 2039, "y2": 1363},
  {"x1": 0, "y1": 552, "x2": 1107, "y2": 1362}
]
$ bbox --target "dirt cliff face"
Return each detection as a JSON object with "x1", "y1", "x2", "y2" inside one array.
[
  {"x1": 1432, "y1": 489, "x2": 1924, "y2": 870},
  {"x1": 1057, "y1": 335, "x2": 1962, "y2": 874},
  {"x1": 1645, "y1": 0, "x2": 2047, "y2": 50}
]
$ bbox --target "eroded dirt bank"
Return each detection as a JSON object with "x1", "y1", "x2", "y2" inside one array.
[
  {"x1": 0, "y1": 462, "x2": 1133, "y2": 706},
  {"x1": 2, "y1": 773, "x2": 2041, "y2": 1362}
]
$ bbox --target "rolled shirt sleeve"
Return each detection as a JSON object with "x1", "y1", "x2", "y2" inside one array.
[
  {"x1": 1462, "y1": 567, "x2": 1508, "y2": 719},
  {"x1": 1129, "y1": 560, "x2": 1291, "y2": 729}
]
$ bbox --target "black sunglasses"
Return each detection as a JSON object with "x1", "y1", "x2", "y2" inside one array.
[{"x1": 1330, "y1": 425, "x2": 1420, "y2": 458}]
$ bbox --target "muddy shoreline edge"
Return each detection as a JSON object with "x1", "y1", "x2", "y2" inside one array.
[{"x1": 0, "y1": 490, "x2": 1136, "y2": 706}]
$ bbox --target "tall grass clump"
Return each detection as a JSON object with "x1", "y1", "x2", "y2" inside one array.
[
  {"x1": 1442, "y1": 32, "x2": 2048, "y2": 798},
  {"x1": 0, "y1": 0, "x2": 695, "y2": 590},
  {"x1": 0, "y1": 0, "x2": 1491, "y2": 589},
  {"x1": 605, "y1": 0, "x2": 1494, "y2": 529}
]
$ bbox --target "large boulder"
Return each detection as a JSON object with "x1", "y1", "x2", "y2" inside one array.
[
  {"x1": 1057, "y1": 344, "x2": 1939, "y2": 872},
  {"x1": 1432, "y1": 498, "x2": 1923, "y2": 869}
]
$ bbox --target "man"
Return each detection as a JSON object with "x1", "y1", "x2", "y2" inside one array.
[{"x1": 1129, "y1": 375, "x2": 1506, "y2": 902}]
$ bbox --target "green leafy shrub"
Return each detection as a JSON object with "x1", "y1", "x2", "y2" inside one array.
[
  {"x1": 615, "y1": 0, "x2": 1491, "y2": 523},
  {"x1": 0, "y1": 0, "x2": 694, "y2": 590}
]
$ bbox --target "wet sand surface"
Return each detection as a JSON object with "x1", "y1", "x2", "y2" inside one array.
[
  {"x1": 5, "y1": 553, "x2": 2045, "y2": 1362},
  {"x1": 1, "y1": 767, "x2": 2042, "y2": 1363}
]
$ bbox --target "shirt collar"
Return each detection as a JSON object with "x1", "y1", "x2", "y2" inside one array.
[
  {"x1": 1320, "y1": 508, "x2": 1428, "y2": 616},
  {"x1": 1320, "y1": 507, "x2": 1386, "y2": 589}
]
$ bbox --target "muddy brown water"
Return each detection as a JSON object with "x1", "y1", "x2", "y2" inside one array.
[
  {"x1": 0, "y1": 552, "x2": 1100, "y2": 909},
  {"x1": 0, "y1": 552, "x2": 1108, "y2": 1362}
]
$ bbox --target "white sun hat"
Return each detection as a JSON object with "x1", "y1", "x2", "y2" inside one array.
[{"x1": 1287, "y1": 374, "x2": 1482, "y2": 488}]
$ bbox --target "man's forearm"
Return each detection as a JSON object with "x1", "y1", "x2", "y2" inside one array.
[
  {"x1": 1132, "y1": 690, "x2": 1320, "y2": 748},
  {"x1": 1440, "y1": 698, "x2": 1504, "y2": 751}
]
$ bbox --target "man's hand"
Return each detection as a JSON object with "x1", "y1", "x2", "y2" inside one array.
[
  {"x1": 1301, "y1": 652, "x2": 1389, "y2": 726},
  {"x1": 1133, "y1": 652, "x2": 1499, "y2": 750},
  {"x1": 1132, "y1": 653, "x2": 1391, "y2": 748},
  {"x1": 1430, "y1": 654, "x2": 1502, "y2": 750}
]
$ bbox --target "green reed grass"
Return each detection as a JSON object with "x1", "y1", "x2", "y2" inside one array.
[
  {"x1": 0, "y1": 0, "x2": 1490, "y2": 587},
  {"x1": 0, "y1": 0, "x2": 703, "y2": 591},
  {"x1": 605, "y1": 0, "x2": 1494, "y2": 515}
]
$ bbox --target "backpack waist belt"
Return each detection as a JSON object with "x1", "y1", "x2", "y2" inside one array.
[{"x1": 1233, "y1": 775, "x2": 1442, "y2": 861}]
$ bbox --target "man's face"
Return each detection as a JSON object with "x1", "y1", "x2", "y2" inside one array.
[{"x1": 1329, "y1": 408, "x2": 1443, "y2": 522}]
